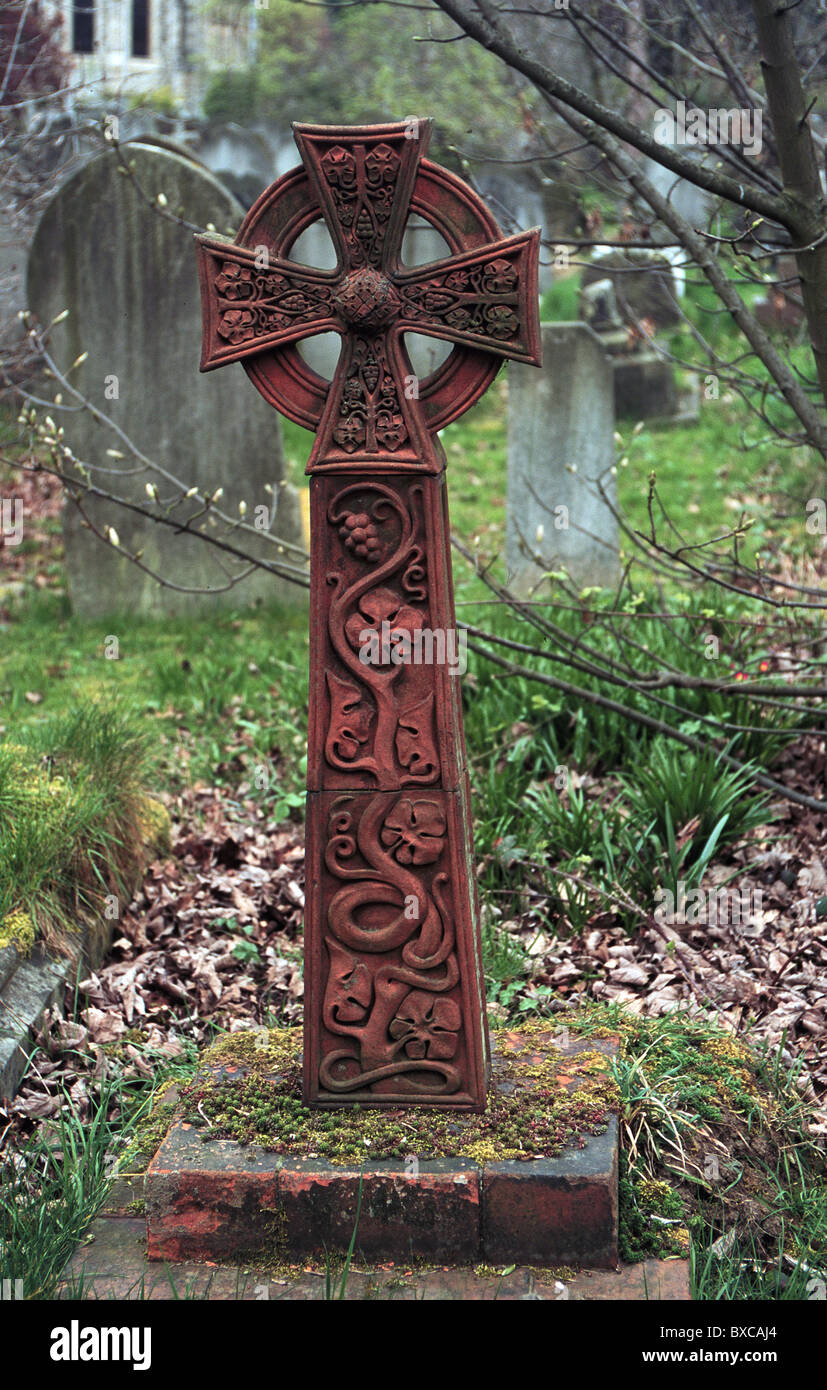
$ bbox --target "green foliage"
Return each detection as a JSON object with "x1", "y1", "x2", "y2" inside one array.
[
  {"x1": 0, "y1": 706, "x2": 160, "y2": 947},
  {"x1": 247, "y1": 0, "x2": 521, "y2": 165},
  {"x1": 539, "y1": 274, "x2": 581, "y2": 322},
  {"x1": 1, "y1": 1043, "x2": 197, "y2": 1299},
  {"x1": 618, "y1": 1154, "x2": 688, "y2": 1262},
  {"x1": 203, "y1": 69, "x2": 260, "y2": 124},
  {"x1": 128, "y1": 85, "x2": 179, "y2": 117},
  {"x1": 622, "y1": 741, "x2": 771, "y2": 853}
]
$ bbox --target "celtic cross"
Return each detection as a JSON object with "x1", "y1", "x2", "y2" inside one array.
[{"x1": 196, "y1": 120, "x2": 541, "y2": 1110}]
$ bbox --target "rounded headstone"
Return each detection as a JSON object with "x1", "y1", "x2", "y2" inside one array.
[
  {"x1": 27, "y1": 143, "x2": 303, "y2": 617},
  {"x1": 507, "y1": 322, "x2": 620, "y2": 594}
]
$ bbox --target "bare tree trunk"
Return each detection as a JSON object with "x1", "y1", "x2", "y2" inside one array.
[{"x1": 752, "y1": 0, "x2": 827, "y2": 411}]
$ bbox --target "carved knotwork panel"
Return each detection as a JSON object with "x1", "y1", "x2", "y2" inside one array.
[{"x1": 304, "y1": 787, "x2": 488, "y2": 1107}]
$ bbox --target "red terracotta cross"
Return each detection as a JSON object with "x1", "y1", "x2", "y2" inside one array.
[{"x1": 196, "y1": 120, "x2": 541, "y2": 1110}]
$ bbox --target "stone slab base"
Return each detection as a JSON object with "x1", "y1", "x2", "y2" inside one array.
[
  {"x1": 145, "y1": 1031, "x2": 619, "y2": 1269},
  {"x1": 0, "y1": 944, "x2": 75, "y2": 1102},
  {"x1": 62, "y1": 1216, "x2": 690, "y2": 1301}
]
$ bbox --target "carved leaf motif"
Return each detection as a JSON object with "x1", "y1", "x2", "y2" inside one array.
[
  {"x1": 326, "y1": 671, "x2": 373, "y2": 761},
  {"x1": 395, "y1": 693, "x2": 437, "y2": 779},
  {"x1": 325, "y1": 938, "x2": 372, "y2": 1023}
]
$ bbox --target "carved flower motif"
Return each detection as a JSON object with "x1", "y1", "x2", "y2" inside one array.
[
  {"x1": 483, "y1": 257, "x2": 518, "y2": 293},
  {"x1": 333, "y1": 417, "x2": 366, "y2": 452},
  {"x1": 217, "y1": 308, "x2": 256, "y2": 344},
  {"x1": 444, "y1": 270, "x2": 470, "y2": 292},
  {"x1": 345, "y1": 587, "x2": 423, "y2": 653},
  {"x1": 485, "y1": 305, "x2": 520, "y2": 339},
  {"x1": 261, "y1": 273, "x2": 289, "y2": 297},
  {"x1": 216, "y1": 262, "x2": 254, "y2": 300},
  {"x1": 445, "y1": 306, "x2": 472, "y2": 331},
  {"x1": 380, "y1": 797, "x2": 446, "y2": 865},
  {"x1": 389, "y1": 991, "x2": 461, "y2": 1060}
]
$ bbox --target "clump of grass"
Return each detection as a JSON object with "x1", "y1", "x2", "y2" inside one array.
[
  {"x1": 620, "y1": 741, "x2": 771, "y2": 850},
  {"x1": 0, "y1": 1038, "x2": 198, "y2": 1299},
  {"x1": 576, "y1": 1004, "x2": 827, "y2": 1298},
  {"x1": 0, "y1": 704, "x2": 164, "y2": 953}
]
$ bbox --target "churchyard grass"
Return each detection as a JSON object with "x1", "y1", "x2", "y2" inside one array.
[
  {"x1": 283, "y1": 377, "x2": 818, "y2": 576},
  {"x1": 0, "y1": 704, "x2": 166, "y2": 954},
  {"x1": 1, "y1": 1044, "x2": 198, "y2": 1300},
  {"x1": 1, "y1": 375, "x2": 824, "y2": 1299}
]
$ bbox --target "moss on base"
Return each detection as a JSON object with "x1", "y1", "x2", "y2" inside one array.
[{"x1": 179, "y1": 1020, "x2": 619, "y2": 1166}]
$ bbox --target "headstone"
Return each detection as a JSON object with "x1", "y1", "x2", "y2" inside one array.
[
  {"x1": 579, "y1": 273, "x2": 682, "y2": 423},
  {"x1": 581, "y1": 249, "x2": 680, "y2": 330},
  {"x1": 27, "y1": 144, "x2": 303, "y2": 616},
  {"x1": 612, "y1": 351, "x2": 679, "y2": 420},
  {"x1": 642, "y1": 153, "x2": 714, "y2": 244},
  {"x1": 196, "y1": 119, "x2": 543, "y2": 1110},
  {"x1": 507, "y1": 322, "x2": 619, "y2": 593},
  {"x1": 579, "y1": 277, "x2": 622, "y2": 334}
]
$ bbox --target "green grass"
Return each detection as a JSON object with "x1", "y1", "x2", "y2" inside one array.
[
  {"x1": 0, "y1": 1042, "x2": 198, "y2": 1299},
  {"x1": 576, "y1": 1006, "x2": 827, "y2": 1298},
  {"x1": 0, "y1": 704, "x2": 166, "y2": 951},
  {"x1": 0, "y1": 598, "x2": 310, "y2": 804}
]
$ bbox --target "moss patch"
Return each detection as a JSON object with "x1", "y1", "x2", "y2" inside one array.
[
  {"x1": 179, "y1": 1021, "x2": 618, "y2": 1165},
  {"x1": 0, "y1": 908, "x2": 36, "y2": 955}
]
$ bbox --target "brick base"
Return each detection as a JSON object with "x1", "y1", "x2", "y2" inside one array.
[{"x1": 145, "y1": 1032, "x2": 618, "y2": 1268}]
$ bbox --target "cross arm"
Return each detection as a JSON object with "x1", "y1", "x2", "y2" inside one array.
[
  {"x1": 196, "y1": 236, "x2": 340, "y2": 372},
  {"x1": 393, "y1": 229, "x2": 542, "y2": 367}
]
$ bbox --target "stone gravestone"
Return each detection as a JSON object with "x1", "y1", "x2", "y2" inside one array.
[
  {"x1": 581, "y1": 249, "x2": 680, "y2": 331},
  {"x1": 507, "y1": 322, "x2": 619, "y2": 593},
  {"x1": 579, "y1": 272, "x2": 680, "y2": 423},
  {"x1": 27, "y1": 144, "x2": 303, "y2": 616},
  {"x1": 196, "y1": 119, "x2": 542, "y2": 1110}
]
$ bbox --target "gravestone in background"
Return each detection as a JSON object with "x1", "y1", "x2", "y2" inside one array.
[
  {"x1": 579, "y1": 274, "x2": 682, "y2": 423},
  {"x1": 507, "y1": 322, "x2": 619, "y2": 593},
  {"x1": 27, "y1": 144, "x2": 303, "y2": 617},
  {"x1": 581, "y1": 249, "x2": 680, "y2": 331}
]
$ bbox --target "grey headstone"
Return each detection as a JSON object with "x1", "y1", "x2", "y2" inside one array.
[
  {"x1": 581, "y1": 250, "x2": 680, "y2": 330},
  {"x1": 27, "y1": 144, "x2": 303, "y2": 617},
  {"x1": 507, "y1": 323, "x2": 619, "y2": 594},
  {"x1": 613, "y1": 351, "x2": 678, "y2": 421},
  {"x1": 579, "y1": 277, "x2": 622, "y2": 332}
]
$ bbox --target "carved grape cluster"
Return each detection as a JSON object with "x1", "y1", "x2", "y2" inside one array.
[{"x1": 339, "y1": 511, "x2": 381, "y2": 562}]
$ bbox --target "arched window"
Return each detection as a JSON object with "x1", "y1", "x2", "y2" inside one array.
[
  {"x1": 132, "y1": 0, "x2": 150, "y2": 57},
  {"x1": 72, "y1": 0, "x2": 94, "y2": 54}
]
